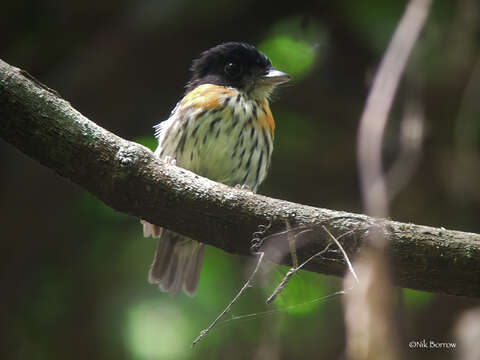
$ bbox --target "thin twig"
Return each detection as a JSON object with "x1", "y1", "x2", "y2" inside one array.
[
  {"x1": 266, "y1": 268, "x2": 296, "y2": 305},
  {"x1": 322, "y1": 225, "x2": 360, "y2": 284},
  {"x1": 266, "y1": 241, "x2": 333, "y2": 305},
  {"x1": 285, "y1": 219, "x2": 299, "y2": 269},
  {"x1": 266, "y1": 227, "x2": 360, "y2": 304},
  {"x1": 192, "y1": 252, "x2": 265, "y2": 347},
  {"x1": 226, "y1": 288, "x2": 351, "y2": 325},
  {"x1": 261, "y1": 215, "x2": 373, "y2": 246}
]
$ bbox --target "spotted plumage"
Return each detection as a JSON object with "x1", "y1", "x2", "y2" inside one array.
[
  {"x1": 142, "y1": 42, "x2": 290, "y2": 296},
  {"x1": 156, "y1": 84, "x2": 274, "y2": 188}
]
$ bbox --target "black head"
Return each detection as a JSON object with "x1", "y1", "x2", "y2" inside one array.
[{"x1": 186, "y1": 42, "x2": 290, "y2": 95}]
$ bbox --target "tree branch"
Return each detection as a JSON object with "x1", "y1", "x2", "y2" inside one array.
[{"x1": 1, "y1": 58, "x2": 479, "y2": 297}]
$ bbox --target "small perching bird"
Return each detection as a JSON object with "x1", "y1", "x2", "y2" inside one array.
[{"x1": 142, "y1": 42, "x2": 290, "y2": 296}]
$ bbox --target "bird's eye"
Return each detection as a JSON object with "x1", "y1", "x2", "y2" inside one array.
[{"x1": 224, "y1": 62, "x2": 242, "y2": 78}]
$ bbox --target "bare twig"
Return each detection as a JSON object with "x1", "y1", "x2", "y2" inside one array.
[
  {"x1": 219, "y1": 288, "x2": 349, "y2": 326},
  {"x1": 322, "y1": 226, "x2": 359, "y2": 284},
  {"x1": 285, "y1": 220, "x2": 299, "y2": 269},
  {"x1": 265, "y1": 268, "x2": 296, "y2": 305},
  {"x1": 357, "y1": 0, "x2": 433, "y2": 217},
  {"x1": 350, "y1": 1, "x2": 433, "y2": 359},
  {"x1": 265, "y1": 238, "x2": 333, "y2": 305},
  {"x1": 266, "y1": 226, "x2": 359, "y2": 305},
  {"x1": 192, "y1": 252, "x2": 265, "y2": 347}
]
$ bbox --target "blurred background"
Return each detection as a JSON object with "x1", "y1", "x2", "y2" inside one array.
[{"x1": 1, "y1": 0, "x2": 480, "y2": 359}]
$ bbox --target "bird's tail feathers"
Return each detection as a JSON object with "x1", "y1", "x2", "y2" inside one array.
[
  {"x1": 141, "y1": 220, "x2": 163, "y2": 238},
  {"x1": 148, "y1": 229, "x2": 205, "y2": 296}
]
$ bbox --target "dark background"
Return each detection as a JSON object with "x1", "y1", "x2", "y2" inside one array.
[{"x1": 1, "y1": 1, "x2": 479, "y2": 359}]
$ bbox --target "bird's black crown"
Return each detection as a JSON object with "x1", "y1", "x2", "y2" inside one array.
[{"x1": 186, "y1": 42, "x2": 272, "y2": 93}]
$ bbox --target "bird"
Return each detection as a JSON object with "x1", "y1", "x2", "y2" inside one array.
[{"x1": 141, "y1": 42, "x2": 290, "y2": 296}]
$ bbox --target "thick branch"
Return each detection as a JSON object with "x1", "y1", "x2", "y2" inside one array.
[{"x1": 1, "y1": 58, "x2": 479, "y2": 297}]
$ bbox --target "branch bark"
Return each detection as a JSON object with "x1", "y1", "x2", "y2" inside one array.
[{"x1": 1, "y1": 58, "x2": 479, "y2": 297}]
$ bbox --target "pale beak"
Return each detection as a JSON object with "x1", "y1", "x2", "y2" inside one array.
[{"x1": 259, "y1": 68, "x2": 291, "y2": 85}]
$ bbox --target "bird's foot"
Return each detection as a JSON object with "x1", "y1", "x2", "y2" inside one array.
[
  {"x1": 234, "y1": 184, "x2": 253, "y2": 192},
  {"x1": 164, "y1": 156, "x2": 177, "y2": 166}
]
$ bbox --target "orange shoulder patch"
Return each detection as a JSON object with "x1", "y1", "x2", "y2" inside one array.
[
  {"x1": 257, "y1": 99, "x2": 275, "y2": 134},
  {"x1": 182, "y1": 84, "x2": 235, "y2": 110}
]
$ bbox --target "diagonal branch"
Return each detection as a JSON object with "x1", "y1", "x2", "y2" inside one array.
[{"x1": 1, "y1": 58, "x2": 479, "y2": 297}]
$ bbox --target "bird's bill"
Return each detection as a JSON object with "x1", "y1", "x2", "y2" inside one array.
[{"x1": 259, "y1": 68, "x2": 291, "y2": 85}]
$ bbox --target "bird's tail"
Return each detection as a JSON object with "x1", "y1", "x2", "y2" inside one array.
[{"x1": 142, "y1": 221, "x2": 205, "y2": 296}]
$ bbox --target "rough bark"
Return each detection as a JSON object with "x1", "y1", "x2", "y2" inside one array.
[{"x1": 1, "y1": 58, "x2": 479, "y2": 297}]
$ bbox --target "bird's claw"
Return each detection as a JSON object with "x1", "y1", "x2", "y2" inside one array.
[
  {"x1": 234, "y1": 184, "x2": 252, "y2": 192},
  {"x1": 164, "y1": 156, "x2": 177, "y2": 166}
]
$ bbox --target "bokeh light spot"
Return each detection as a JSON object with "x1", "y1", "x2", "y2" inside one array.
[
  {"x1": 125, "y1": 300, "x2": 189, "y2": 360},
  {"x1": 259, "y1": 36, "x2": 316, "y2": 80},
  {"x1": 403, "y1": 288, "x2": 434, "y2": 310},
  {"x1": 258, "y1": 16, "x2": 327, "y2": 81}
]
